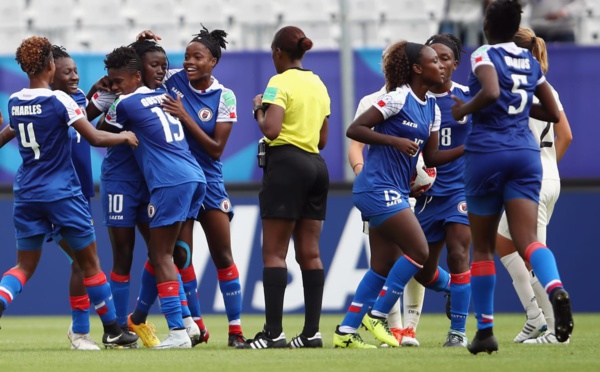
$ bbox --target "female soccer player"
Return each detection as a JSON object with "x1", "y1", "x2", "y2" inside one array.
[
  {"x1": 103, "y1": 46, "x2": 206, "y2": 349},
  {"x1": 158, "y1": 26, "x2": 247, "y2": 347},
  {"x1": 335, "y1": 40, "x2": 462, "y2": 348},
  {"x1": 239, "y1": 26, "x2": 330, "y2": 349},
  {"x1": 0, "y1": 36, "x2": 139, "y2": 349},
  {"x1": 414, "y1": 33, "x2": 473, "y2": 347},
  {"x1": 450, "y1": 0, "x2": 573, "y2": 354},
  {"x1": 497, "y1": 26, "x2": 573, "y2": 345}
]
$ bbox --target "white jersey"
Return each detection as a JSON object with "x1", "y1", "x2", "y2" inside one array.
[
  {"x1": 354, "y1": 86, "x2": 386, "y2": 119},
  {"x1": 530, "y1": 83, "x2": 563, "y2": 181}
]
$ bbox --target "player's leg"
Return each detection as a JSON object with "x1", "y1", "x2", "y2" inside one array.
[
  {"x1": 107, "y1": 227, "x2": 135, "y2": 330},
  {"x1": 444, "y1": 222, "x2": 471, "y2": 347},
  {"x1": 199, "y1": 208, "x2": 246, "y2": 346}
]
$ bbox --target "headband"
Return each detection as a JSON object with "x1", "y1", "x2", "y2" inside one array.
[
  {"x1": 406, "y1": 42, "x2": 424, "y2": 66},
  {"x1": 193, "y1": 36, "x2": 221, "y2": 62},
  {"x1": 426, "y1": 37, "x2": 460, "y2": 62}
]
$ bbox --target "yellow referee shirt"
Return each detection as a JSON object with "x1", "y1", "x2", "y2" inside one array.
[{"x1": 261, "y1": 68, "x2": 330, "y2": 154}]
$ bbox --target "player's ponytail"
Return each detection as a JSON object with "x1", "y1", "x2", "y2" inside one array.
[
  {"x1": 513, "y1": 27, "x2": 548, "y2": 74},
  {"x1": 383, "y1": 41, "x2": 412, "y2": 92},
  {"x1": 190, "y1": 25, "x2": 228, "y2": 64}
]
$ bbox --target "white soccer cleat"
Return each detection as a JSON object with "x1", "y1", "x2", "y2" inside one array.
[
  {"x1": 67, "y1": 325, "x2": 101, "y2": 351},
  {"x1": 400, "y1": 327, "x2": 420, "y2": 347},
  {"x1": 514, "y1": 312, "x2": 547, "y2": 343},
  {"x1": 153, "y1": 329, "x2": 192, "y2": 349},
  {"x1": 183, "y1": 316, "x2": 201, "y2": 346},
  {"x1": 523, "y1": 331, "x2": 570, "y2": 344}
]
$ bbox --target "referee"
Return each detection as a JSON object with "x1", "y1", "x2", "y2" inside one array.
[{"x1": 241, "y1": 26, "x2": 330, "y2": 350}]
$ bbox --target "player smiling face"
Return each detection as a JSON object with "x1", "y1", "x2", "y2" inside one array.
[
  {"x1": 183, "y1": 42, "x2": 216, "y2": 84},
  {"x1": 141, "y1": 50, "x2": 167, "y2": 89},
  {"x1": 51, "y1": 57, "x2": 79, "y2": 95},
  {"x1": 107, "y1": 67, "x2": 142, "y2": 96}
]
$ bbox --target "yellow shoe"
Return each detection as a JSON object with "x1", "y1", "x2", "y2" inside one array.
[
  {"x1": 332, "y1": 326, "x2": 377, "y2": 349},
  {"x1": 362, "y1": 312, "x2": 399, "y2": 347},
  {"x1": 127, "y1": 314, "x2": 160, "y2": 348}
]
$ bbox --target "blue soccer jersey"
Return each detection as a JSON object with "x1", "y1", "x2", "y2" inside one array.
[
  {"x1": 164, "y1": 71, "x2": 237, "y2": 182},
  {"x1": 353, "y1": 85, "x2": 441, "y2": 197},
  {"x1": 425, "y1": 82, "x2": 472, "y2": 196},
  {"x1": 8, "y1": 88, "x2": 85, "y2": 202},
  {"x1": 91, "y1": 90, "x2": 144, "y2": 182},
  {"x1": 105, "y1": 86, "x2": 205, "y2": 191},
  {"x1": 466, "y1": 42, "x2": 545, "y2": 153},
  {"x1": 70, "y1": 89, "x2": 94, "y2": 198}
]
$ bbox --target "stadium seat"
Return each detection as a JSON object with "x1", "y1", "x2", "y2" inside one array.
[
  {"x1": 378, "y1": 19, "x2": 439, "y2": 46},
  {"x1": 378, "y1": 0, "x2": 430, "y2": 22},
  {"x1": 228, "y1": 0, "x2": 283, "y2": 50},
  {"x1": 347, "y1": 0, "x2": 381, "y2": 47},
  {"x1": 579, "y1": 16, "x2": 600, "y2": 44},
  {"x1": 27, "y1": 0, "x2": 76, "y2": 30}
]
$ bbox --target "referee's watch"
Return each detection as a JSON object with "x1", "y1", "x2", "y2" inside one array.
[{"x1": 253, "y1": 105, "x2": 264, "y2": 119}]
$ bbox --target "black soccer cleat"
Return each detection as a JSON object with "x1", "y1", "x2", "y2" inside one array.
[
  {"x1": 445, "y1": 293, "x2": 452, "y2": 320},
  {"x1": 235, "y1": 329, "x2": 286, "y2": 349},
  {"x1": 551, "y1": 288, "x2": 574, "y2": 343},
  {"x1": 467, "y1": 330, "x2": 498, "y2": 355},
  {"x1": 228, "y1": 333, "x2": 248, "y2": 347},
  {"x1": 102, "y1": 329, "x2": 139, "y2": 349},
  {"x1": 287, "y1": 332, "x2": 323, "y2": 348}
]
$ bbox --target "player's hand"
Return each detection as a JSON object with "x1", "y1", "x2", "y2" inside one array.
[
  {"x1": 136, "y1": 29, "x2": 161, "y2": 41},
  {"x1": 91, "y1": 76, "x2": 111, "y2": 93},
  {"x1": 409, "y1": 182, "x2": 425, "y2": 198},
  {"x1": 450, "y1": 95, "x2": 465, "y2": 121},
  {"x1": 253, "y1": 94, "x2": 263, "y2": 107},
  {"x1": 394, "y1": 137, "x2": 419, "y2": 157},
  {"x1": 161, "y1": 95, "x2": 187, "y2": 120},
  {"x1": 122, "y1": 131, "x2": 139, "y2": 148},
  {"x1": 0, "y1": 110, "x2": 3, "y2": 126}
]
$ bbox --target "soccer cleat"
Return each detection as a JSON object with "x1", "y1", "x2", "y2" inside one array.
[
  {"x1": 102, "y1": 329, "x2": 139, "y2": 349},
  {"x1": 287, "y1": 332, "x2": 323, "y2": 348},
  {"x1": 467, "y1": 331, "x2": 498, "y2": 355},
  {"x1": 400, "y1": 327, "x2": 420, "y2": 347},
  {"x1": 332, "y1": 326, "x2": 376, "y2": 349},
  {"x1": 183, "y1": 317, "x2": 202, "y2": 347},
  {"x1": 551, "y1": 288, "x2": 574, "y2": 343},
  {"x1": 390, "y1": 327, "x2": 403, "y2": 343},
  {"x1": 513, "y1": 312, "x2": 547, "y2": 343},
  {"x1": 199, "y1": 328, "x2": 210, "y2": 344},
  {"x1": 362, "y1": 311, "x2": 399, "y2": 347},
  {"x1": 67, "y1": 325, "x2": 101, "y2": 351},
  {"x1": 445, "y1": 293, "x2": 452, "y2": 320},
  {"x1": 523, "y1": 331, "x2": 570, "y2": 344},
  {"x1": 236, "y1": 330, "x2": 287, "y2": 349},
  {"x1": 228, "y1": 333, "x2": 248, "y2": 347},
  {"x1": 153, "y1": 329, "x2": 192, "y2": 349},
  {"x1": 443, "y1": 330, "x2": 468, "y2": 347},
  {"x1": 127, "y1": 314, "x2": 160, "y2": 348}
]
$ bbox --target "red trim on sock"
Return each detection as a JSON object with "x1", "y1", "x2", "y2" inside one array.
[
  {"x1": 379, "y1": 287, "x2": 387, "y2": 297},
  {"x1": 181, "y1": 300, "x2": 188, "y2": 307},
  {"x1": 525, "y1": 242, "x2": 547, "y2": 263},
  {"x1": 348, "y1": 304, "x2": 362, "y2": 313},
  {"x1": 70, "y1": 295, "x2": 90, "y2": 311},
  {"x1": 217, "y1": 264, "x2": 239, "y2": 282},
  {"x1": 4, "y1": 268, "x2": 27, "y2": 286},
  {"x1": 546, "y1": 281, "x2": 564, "y2": 294},
  {"x1": 229, "y1": 324, "x2": 242, "y2": 335},
  {"x1": 425, "y1": 269, "x2": 440, "y2": 287},
  {"x1": 180, "y1": 266, "x2": 197, "y2": 282},
  {"x1": 451, "y1": 270, "x2": 471, "y2": 284},
  {"x1": 83, "y1": 272, "x2": 108, "y2": 287},
  {"x1": 194, "y1": 318, "x2": 206, "y2": 331},
  {"x1": 403, "y1": 254, "x2": 424, "y2": 269},
  {"x1": 471, "y1": 261, "x2": 495, "y2": 276},
  {"x1": 96, "y1": 305, "x2": 108, "y2": 316},
  {"x1": 144, "y1": 260, "x2": 155, "y2": 275},
  {"x1": 110, "y1": 271, "x2": 130, "y2": 283},
  {"x1": 0, "y1": 291, "x2": 11, "y2": 304},
  {"x1": 157, "y1": 281, "x2": 179, "y2": 298}
]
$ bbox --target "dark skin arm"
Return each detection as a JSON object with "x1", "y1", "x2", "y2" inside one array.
[
  {"x1": 529, "y1": 81, "x2": 560, "y2": 123},
  {"x1": 162, "y1": 95, "x2": 233, "y2": 159},
  {"x1": 0, "y1": 111, "x2": 16, "y2": 148},
  {"x1": 319, "y1": 117, "x2": 328, "y2": 150},
  {"x1": 86, "y1": 76, "x2": 110, "y2": 103},
  {"x1": 253, "y1": 94, "x2": 283, "y2": 140},
  {"x1": 72, "y1": 117, "x2": 138, "y2": 147},
  {"x1": 346, "y1": 106, "x2": 419, "y2": 156},
  {"x1": 422, "y1": 130, "x2": 464, "y2": 167},
  {"x1": 451, "y1": 64, "x2": 500, "y2": 120}
]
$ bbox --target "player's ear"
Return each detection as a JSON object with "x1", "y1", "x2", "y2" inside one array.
[{"x1": 412, "y1": 63, "x2": 423, "y2": 75}]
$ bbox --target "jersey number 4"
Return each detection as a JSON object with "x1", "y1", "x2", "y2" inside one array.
[{"x1": 18, "y1": 122, "x2": 41, "y2": 159}]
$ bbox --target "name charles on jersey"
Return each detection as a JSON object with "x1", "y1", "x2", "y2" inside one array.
[{"x1": 11, "y1": 105, "x2": 42, "y2": 115}]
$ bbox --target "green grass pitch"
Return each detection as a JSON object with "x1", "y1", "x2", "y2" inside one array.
[{"x1": 0, "y1": 313, "x2": 598, "y2": 371}]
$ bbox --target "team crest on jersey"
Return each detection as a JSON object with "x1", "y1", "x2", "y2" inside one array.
[
  {"x1": 457, "y1": 115, "x2": 468, "y2": 125},
  {"x1": 220, "y1": 198, "x2": 232, "y2": 213},
  {"x1": 148, "y1": 203, "x2": 156, "y2": 218},
  {"x1": 457, "y1": 201, "x2": 468, "y2": 214},
  {"x1": 198, "y1": 108, "x2": 213, "y2": 122}
]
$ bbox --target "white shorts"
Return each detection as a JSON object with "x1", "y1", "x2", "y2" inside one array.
[
  {"x1": 363, "y1": 197, "x2": 416, "y2": 234},
  {"x1": 498, "y1": 179, "x2": 561, "y2": 244}
]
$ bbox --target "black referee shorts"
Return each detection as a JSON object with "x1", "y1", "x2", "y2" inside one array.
[{"x1": 259, "y1": 145, "x2": 329, "y2": 220}]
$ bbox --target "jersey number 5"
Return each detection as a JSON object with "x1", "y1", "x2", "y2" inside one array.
[
  {"x1": 508, "y1": 74, "x2": 528, "y2": 115},
  {"x1": 18, "y1": 122, "x2": 41, "y2": 159},
  {"x1": 151, "y1": 107, "x2": 184, "y2": 143}
]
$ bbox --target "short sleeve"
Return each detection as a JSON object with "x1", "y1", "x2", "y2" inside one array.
[
  {"x1": 217, "y1": 89, "x2": 237, "y2": 123},
  {"x1": 91, "y1": 90, "x2": 117, "y2": 113},
  {"x1": 373, "y1": 89, "x2": 406, "y2": 120},
  {"x1": 431, "y1": 104, "x2": 441, "y2": 132},
  {"x1": 470, "y1": 45, "x2": 494, "y2": 73},
  {"x1": 104, "y1": 98, "x2": 125, "y2": 130},
  {"x1": 262, "y1": 75, "x2": 287, "y2": 110},
  {"x1": 54, "y1": 91, "x2": 85, "y2": 126}
]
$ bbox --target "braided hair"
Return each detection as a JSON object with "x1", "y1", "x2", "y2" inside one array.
[
  {"x1": 129, "y1": 39, "x2": 168, "y2": 66},
  {"x1": 51, "y1": 45, "x2": 70, "y2": 61},
  {"x1": 104, "y1": 46, "x2": 143, "y2": 73},
  {"x1": 485, "y1": 0, "x2": 522, "y2": 41},
  {"x1": 425, "y1": 33, "x2": 463, "y2": 63},
  {"x1": 16, "y1": 36, "x2": 53, "y2": 76},
  {"x1": 189, "y1": 25, "x2": 228, "y2": 63}
]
